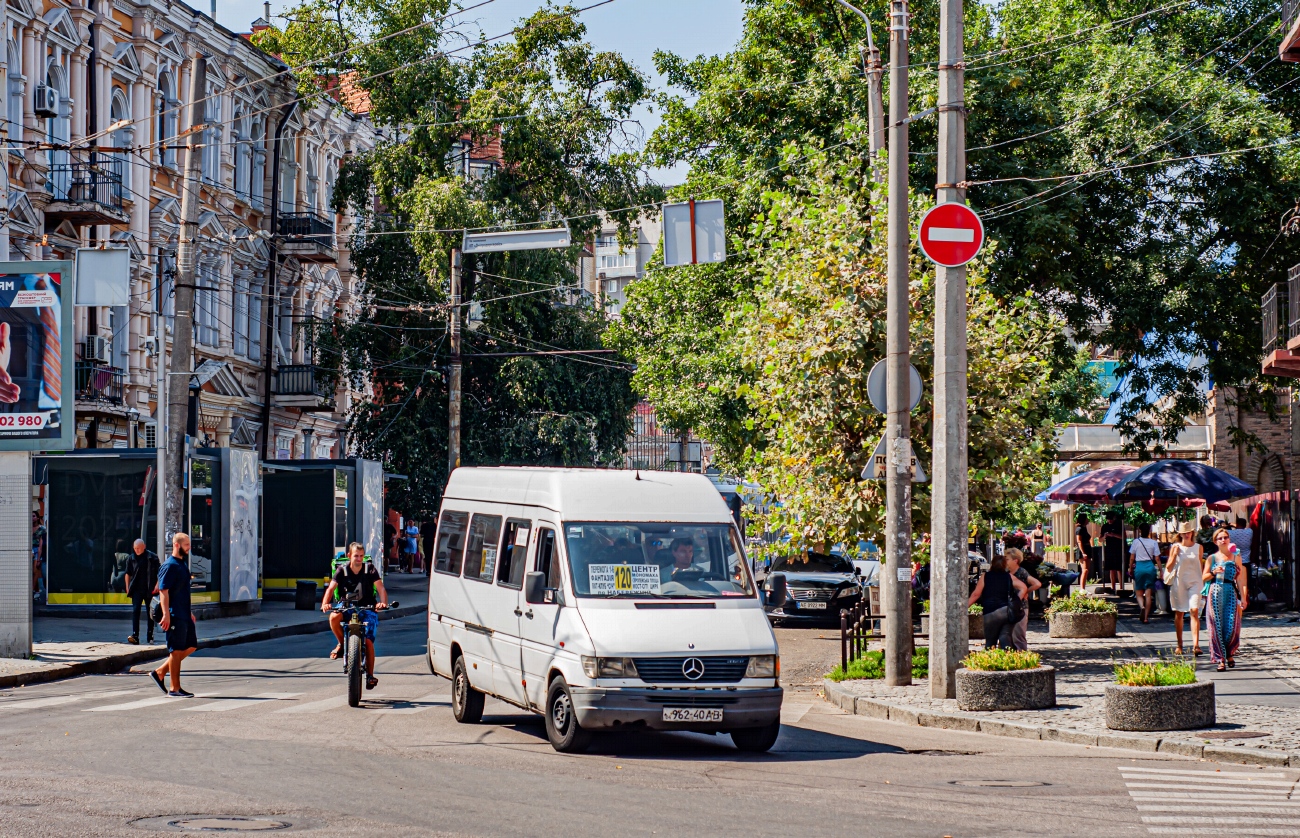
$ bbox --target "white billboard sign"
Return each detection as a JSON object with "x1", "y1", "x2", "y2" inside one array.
[{"x1": 663, "y1": 199, "x2": 726, "y2": 267}]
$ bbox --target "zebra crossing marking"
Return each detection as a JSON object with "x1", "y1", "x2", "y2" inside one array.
[
  {"x1": 185, "y1": 692, "x2": 301, "y2": 712},
  {"x1": 0, "y1": 689, "x2": 138, "y2": 712},
  {"x1": 274, "y1": 694, "x2": 383, "y2": 713},
  {"x1": 85, "y1": 695, "x2": 175, "y2": 712},
  {"x1": 1120, "y1": 764, "x2": 1300, "y2": 836}
]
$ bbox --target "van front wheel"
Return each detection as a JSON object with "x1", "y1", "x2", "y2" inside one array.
[
  {"x1": 730, "y1": 720, "x2": 781, "y2": 753},
  {"x1": 544, "y1": 678, "x2": 592, "y2": 753},
  {"x1": 451, "y1": 656, "x2": 484, "y2": 723}
]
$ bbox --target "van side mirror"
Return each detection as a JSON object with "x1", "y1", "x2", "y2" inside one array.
[
  {"x1": 524, "y1": 572, "x2": 547, "y2": 605},
  {"x1": 766, "y1": 573, "x2": 788, "y2": 608}
]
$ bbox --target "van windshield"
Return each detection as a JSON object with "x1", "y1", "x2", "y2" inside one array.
[{"x1": 563, "y1": 523, "x2": 754, "y2": 599}]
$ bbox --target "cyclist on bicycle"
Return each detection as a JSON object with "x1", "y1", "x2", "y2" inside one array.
[{"x1": 322, "y1": 542, "x2": 389, "y2": 690}]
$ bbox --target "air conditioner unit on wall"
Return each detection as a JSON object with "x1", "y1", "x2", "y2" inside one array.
[
  {"x1": 142, "y1": 423, "x2": 157, "y2": 449},
  {"x1": 83, "y1": 335, "x2": 111, "y2": 363},
  {"x1": 33, "y1": 85, "x2": 58, "y2": 119}
]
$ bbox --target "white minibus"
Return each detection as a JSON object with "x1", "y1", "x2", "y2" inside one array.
[{"x1": 426, "y1": 467, "x2": 785, "y2": 753}]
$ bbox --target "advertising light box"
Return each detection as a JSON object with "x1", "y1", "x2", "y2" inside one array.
[{"x1": 0, "y1": 260, "x2": 76, "y2": 451}]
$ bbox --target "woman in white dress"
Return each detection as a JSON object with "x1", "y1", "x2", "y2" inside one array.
[{"x1": 1165, "y1": 520, "x2": 1205, "y2": 656}]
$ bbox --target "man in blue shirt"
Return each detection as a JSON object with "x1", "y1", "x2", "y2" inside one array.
[{"x1": 150, "y1": 533, "x2": 198, "y2": 697}]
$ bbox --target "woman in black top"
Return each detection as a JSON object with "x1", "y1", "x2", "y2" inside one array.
[
  {"x1": 1074, "y1": 513, "x2": 1092, "y2": 594},
  {"x1": 968, "y1": 554, "x2": 1028, "y2": 650}
]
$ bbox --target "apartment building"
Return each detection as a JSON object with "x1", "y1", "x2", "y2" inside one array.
[
  {"x1": 1, "y1": 0, "x2": 375, "y2": 459},
  {"x1": 578, "y1": 215, "x2": 661, "y2": 316}
]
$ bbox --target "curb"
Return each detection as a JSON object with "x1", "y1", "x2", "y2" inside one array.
[
  {"x1": 823, "y1": 678, "x2": 1300, "y2": 769},
  {"x1": 2, "y1": 604, "x2": 426, "y2": 691}
]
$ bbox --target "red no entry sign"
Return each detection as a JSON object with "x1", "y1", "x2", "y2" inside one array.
[{"x1": 918, "y1": 203, "x2": 985, "y2": 267}]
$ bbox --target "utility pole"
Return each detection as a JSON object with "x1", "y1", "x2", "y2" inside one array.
[
  {"x1": 884, "y1": 0, "x2": 913, "y2": 687},
  {"x1": 929, "y1": 0, "x2": 970, "y2": 699},
  {"x1": 447, "y1": 248, "x2": 462, "y2": 478},
  {"x1": 833, "y1": 1, "x2": 884, "y2": 167},
  {"x1": 155, "y1": 259, "x2": 167, "y2": 560},
  {"x1": 165, "y1": 54, "x2": 206, "y2": 537}
]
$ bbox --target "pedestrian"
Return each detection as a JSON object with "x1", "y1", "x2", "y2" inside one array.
[
  {"x1": 1128, "y1": 523, "x2": 1160, "y2": 624},
  {"x1": 1028, "y1": 523, "x2": 1046, "y2": 559},
  {"x1": 1073, "y1": 513, "x2": 1092, "y2": 595},
  {"x1": 421, "y1": 517, "x2": 437, "y2": 576},
  {"x1": 1102, "y1": 512, "x2": 1124, "y2": 594},
  {"x1": 1229, "y1": 516, "x2": 1253, "y2": 586},
  {"x1": 1205, "y1": 528, "x2": 1247, "y2": 672},
  {"x1": 150, "y1": 532, "x2": 198, "y2": 698},
  {"x1": 1165, "y1": 521, "x2": 1205, "y2": 656},
  {"x1": 1004, "y1": 548, "x2": 1040, "y2": 651},
  {"x1": 968, "y1": 553, "x2": 1028, "y2": 650},
  {"x1": 1195, "y1": 514, "x2": 1216, "y2": 553},
  {"x1": 123, "y1": 538, "x2": 160, "y2": 645},
  {"x1": 402, "y1": 521, "x2": 419, "y2": 573}
]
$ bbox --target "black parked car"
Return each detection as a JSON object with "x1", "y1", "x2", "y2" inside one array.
[{"x1": 761, "y1": 551, "x2": 863, "y2": 624}]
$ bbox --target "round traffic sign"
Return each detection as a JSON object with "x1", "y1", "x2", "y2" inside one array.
[
  {"x1": 918, "y1": 203, "x2": 985, "y2": 267},
  {"x1": 866, "y1": 360, "x2": 923, "y2": 414}
]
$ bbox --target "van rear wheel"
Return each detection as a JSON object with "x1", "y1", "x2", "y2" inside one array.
[
  {"x1": 451, "y1": 656, "x2": 484, "y2": 723},
  {"x1": 544, "y1": 677, "x2": 592, "y2": 753},
  {"x1": 730, "y1": 720, "x2": 781, "y2": 753}
]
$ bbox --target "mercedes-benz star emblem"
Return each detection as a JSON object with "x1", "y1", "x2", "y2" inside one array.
[{"x1": 682, "y1": 658, "x2": 705, "y2": 680}]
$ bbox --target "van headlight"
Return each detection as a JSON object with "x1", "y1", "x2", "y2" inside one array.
[
  {"x1": 581, "y1": 656, "x2": 639, "y2": 679},
  {"x1": 745, "y1": 655, "x2": 777, "y2": 679}
]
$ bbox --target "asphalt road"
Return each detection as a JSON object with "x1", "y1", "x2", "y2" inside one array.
[{"x1": 3, "y1": 616, "x2": 1297, "y2": 837}]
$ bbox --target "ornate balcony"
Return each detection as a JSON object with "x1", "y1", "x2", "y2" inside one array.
[
  {"x1": 1283, "y1": 0, "x2": 1300, "y2": 62},
  {"x1": 1261, "y1": 267, "x2": 1300, "y2": 378},
  {"x1": 74, "y1": 362, "x2": 125, "y2": 405},
  {"x1": 278, "y1": 212, "x2": 336, "y2": 262},
  {"x1": 45, "y1": 155, "x2": 130, "y2": 227},
  {"x1": 272, "y1": 364, "x2": 334, "y2": 411}
]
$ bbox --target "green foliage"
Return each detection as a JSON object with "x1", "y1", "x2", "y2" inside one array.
[
  {"x1": 962, "y1": 648, "x2": 1041, "y2": 672},
  {"x1": 1114, "y1": 659, "x2": 1197, "y2": 687},
  {"x1": 270, "y1": 1, "x2": 656, "y2": 515},
  {"x1": 828, "y1": 646, "x2": 929, "y2": 681},
  {"x1": 1046, "y1": 591, "x2": 1119, "y2": 616},
  {"x1": 968, "y1": 603, "x2": 983, "y2": 616}
]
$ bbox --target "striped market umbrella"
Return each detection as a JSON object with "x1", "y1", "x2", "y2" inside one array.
[{"x1": 1033, "y1": 465, "x2": 1139, "y2": 504}]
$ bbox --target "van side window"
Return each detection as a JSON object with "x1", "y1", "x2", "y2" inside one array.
[
  {"x1": 535, "y1": 528, "x2": 561, "y2": 590},
  {"x1": 434, "y1": 511, "x2": 468, "y2": 576},
  {"x1": 463, "y1": 514, "x2": 503, "y2": 583},
  {"x1": 496, "y1": 519, "x2": 532, "y2": 589}
]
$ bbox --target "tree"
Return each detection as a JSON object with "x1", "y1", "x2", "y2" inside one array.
[
  {"x1": 726, "y1": 148, "x2": 1073, "y2": 548},
  {"x1": 265, "y1": 2, "x2": 657, "y2": 515},
  {"x1": 617, "y1": 0, "x2": 1300, "y2": 459}
]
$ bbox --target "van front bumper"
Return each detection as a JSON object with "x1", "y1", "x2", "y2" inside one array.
[{"x1": 569, "y1": 687, "x2": 783, "y2": 731}]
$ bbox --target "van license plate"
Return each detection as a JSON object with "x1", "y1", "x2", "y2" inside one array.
[
  {"x1": 663, "y1": 707, "x2": 723, "y2": 722},
  {"x1": 799, "y1": 601, "x2": 828, "y2": 609}
]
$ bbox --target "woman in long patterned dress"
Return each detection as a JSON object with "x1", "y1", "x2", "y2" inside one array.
[{"x1": 1204, "y1": 528, "x2": 1247, "y2": 672}]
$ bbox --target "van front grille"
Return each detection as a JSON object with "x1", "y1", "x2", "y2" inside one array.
[
  {"x1": 641, "y1": 693, "x2": 741, "y2": 706},
  {"x1": 635, "y1": 656, "x2": 749, "y2": 684}
]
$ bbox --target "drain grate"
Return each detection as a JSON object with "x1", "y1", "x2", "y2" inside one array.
[
  {"x1": 1200, "y1": 730, "x2": 1270, "y2": 740},
  {"x1": 130, "y1": 815, "x2": 293, "y2": 833},
  {"x1": 949, "y1": 779, "x2": 1050, "y2": 788}
]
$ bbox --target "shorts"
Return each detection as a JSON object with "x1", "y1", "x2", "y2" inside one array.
[
  {"x1": 1133, "y1": 563, "x2": 1156, "y2": 592},
  {"x1": 343, "y1": 609, "x2": 379, "y2": 642},
  {"x1": 166, "y1": 616, "x2": 197, "y2": 653}
]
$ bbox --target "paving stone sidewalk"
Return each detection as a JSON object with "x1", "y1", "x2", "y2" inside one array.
[
  {"x1": 0, "y1": 574, "x2": 428, "y2": 689},
  {"x1": 823, "y1": 609, "x2": 1300, "y2": 767}
]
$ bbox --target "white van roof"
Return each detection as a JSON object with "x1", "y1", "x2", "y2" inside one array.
[{"x1": 443, "y1": 467, "x2": 734, "y2": 524}]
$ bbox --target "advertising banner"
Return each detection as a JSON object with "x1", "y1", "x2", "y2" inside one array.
[{"x1": 0, "y1": 261, "x2": 75, "y2": 451}]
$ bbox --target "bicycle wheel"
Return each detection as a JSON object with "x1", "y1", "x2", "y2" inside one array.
[{"x1": 346, "y1": 634, "x2": 363, "y2": 707}]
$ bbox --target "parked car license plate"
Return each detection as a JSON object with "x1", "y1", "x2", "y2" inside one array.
[
  {"x1": 662, "y1": 707, "x2": 723, "y2": 722},
  {"x1": 798, "y1": 601, "x2": 828, "y2": 609}
]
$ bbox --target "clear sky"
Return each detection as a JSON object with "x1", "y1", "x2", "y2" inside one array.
[{"x1": 192, "y1": 0, "x2": 747, "y2": 183}]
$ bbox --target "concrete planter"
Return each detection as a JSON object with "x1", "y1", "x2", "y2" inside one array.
[
  {"x1": 1105, "y1": 680, "x2": 1215, "y2": 731},
  {"x1": 918, "y1": 613, "x2": 984, "y2": 640},
  {"x1": 956, "y1": 665, "x2": 1056, "y2": 712},
  {"x1": 1048, "y1": 611, "x2": 1116, "y2": 638}
]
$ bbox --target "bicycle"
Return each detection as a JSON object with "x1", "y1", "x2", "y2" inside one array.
[{"x1": 333, "y1": 593, "x2": 398, "y2": 707}]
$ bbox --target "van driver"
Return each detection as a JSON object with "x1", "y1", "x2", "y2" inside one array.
[{"x1": 660, "y1": 538, "x2": 704, "y2": 583}]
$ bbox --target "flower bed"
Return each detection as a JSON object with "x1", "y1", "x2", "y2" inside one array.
[
  {"x1": 956, "y1": 648, "x2": 1056, "y2": 711},
  {"x1": 828, "y1": 647, "x2": 928, "y2": 682},
  {"x1": 1046, "y1": 592, "x2": 1117, "y2": 638},
  {"x1": 1105, "y1": 660, "x2": 1214, "y2": 731}
]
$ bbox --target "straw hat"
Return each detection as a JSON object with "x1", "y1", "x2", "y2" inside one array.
[{"x1": 1177, "y1": 521, "x2": 1197, "y2": 534}]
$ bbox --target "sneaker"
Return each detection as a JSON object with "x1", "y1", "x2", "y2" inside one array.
[
  {"x1": 150, "y1": 671, "x2": 168, "y2": 694},
  {"x1": 127, "y1": 635, "x2": 138, "y2": 645},
  {"x1": 168, "y1": 689, "x2": 194, "y2": 698}
]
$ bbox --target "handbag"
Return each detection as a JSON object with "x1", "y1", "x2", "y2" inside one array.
[{"x1": 150, "y1": 595, "x2": 163, "y2": 625}]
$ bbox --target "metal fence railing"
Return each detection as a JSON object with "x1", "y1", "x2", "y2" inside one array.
[
  {"x1": 840, "y1": 598, "x2": 880, "y2": 672},
  {"x1": 1289, "y1": 264, "x2": 1300, "y2": 346},
  {"x1": 1264, "y1": 282, "x2": 1286, "y2": 353},
  {"x1": 74, "y1": 362, "x2": 124, "y2": 405},
  {"x1": 46, "y1": 155, "x2": 125, "y2": 211},
  {"x1": 274, "y1": 364, "x2": 330, "y2": 397},
  {"x1": 1285, "y1": 0, "x2": 1300, "y2": 33}
]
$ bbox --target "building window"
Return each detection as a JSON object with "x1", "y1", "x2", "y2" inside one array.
[
  {"x1": 7, "y1": 40, "x2": 22, "y2": 147},
  {"x1": 158, "y1": 72, "x2": 178, "y2": 169},
  {"x1": 201, "y1": 87, "x2": 221, "y2": 184},
  {"x1": 250, "y1": 119, "x2": 265, "y2": 209},
  {"x1": 249, "y1": 281, "x2": 263, "y2": 361},
  {"x1": 275, "y1": 432, "x2": 294, "y2": 460},
  {"x1": 195, "y1": 262, "x2": 220, "y2": 347},
  {"x1": 109, "y1": 90, "x2": 131, "y2": 198},
  {"x1": 598, "y1": 251, "x2": 635, "y2": 270},
  {"x1": 234, "y1": 112, "x2": 251, "y2": 198},
  {"x1": 233, "y1": 276, "x2": 249, "y2": 356}
]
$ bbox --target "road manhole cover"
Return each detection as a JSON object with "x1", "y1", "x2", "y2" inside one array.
[
  {"x1": 1201, "y1": 731, "x2": 1271, "y2": 740},
  {"x1": 949, "y1": 780, "x2": 1050, "y2": 788},
  {"x1": 130, "y1": 816, "x2": 293, "y2": 832}
]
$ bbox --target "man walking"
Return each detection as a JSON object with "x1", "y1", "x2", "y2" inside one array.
[
  {"x1": 123, "y1": 539, "x2": 159, "y2": 645},
  {"x1": 150, "y1": 533, "x2": 198, "y2": 698},
  {"x1": 1230, "y1": 516, "x2": 1254, "y2": 589}
]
